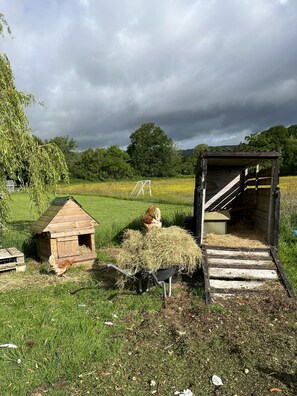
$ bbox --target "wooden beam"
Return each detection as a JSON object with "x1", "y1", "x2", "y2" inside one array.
[
  {"x1": 212, "y1": 289, "x2": 267, "y2": 294},
  {"x1": 50, "y1": 228, "x2": 95, "y2": 238},
  {"x1": 206, "y1": 249, "x2": 270, "y2": 258},
  {"x1": 209, "y1": 279, "x2": 265, "y2": 290},
  {"x1": 201, "y1": 245, "x2": 212, "y2": 304},
  {"x1": 209, "y1": 267, "x2": 278, "y2": 280},
  {"x1": 205, "y1": 246, "x2": 270, "y2": 252},
  {"x1": 208, "y1": 257, "x2": 272, "y2": 265},
  {"x1": 270, "y1": 248, "x2": 295, "y2": 299},
  {"x1": 209, "y1": 263, "x2": 275, "y2": 270},
  {"x1": 268, "y1": 158, "x2": 279, "y2": 245},
  {"x1": 203, "y1": 151, "x2": 279, "y2": 159},
  {"x1": 194, "y1": 157, "x2": 207, "y2": 244}
]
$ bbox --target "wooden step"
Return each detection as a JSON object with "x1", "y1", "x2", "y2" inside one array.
[
  {"x1": 209, "y1": 267, "x2": 279, "y2": 280},
  {"x1": 208, "y1": 257, "x2": 275, "y2": 268},
  {"x1": 206, "y1": 248, "x2": 270, "y2": 259},
  {"x1": 210, "y1": 279, "x2": 265, "y2": 290},
  {"x1": 202, "y1": 245, "x2": 293, "y2": 302}
]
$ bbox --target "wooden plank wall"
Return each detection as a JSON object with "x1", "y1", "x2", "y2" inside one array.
[
  {"x1": 205, "y1": 168, "x2": 242, "y2": 211},
  {"x1": 57, "y1": 236, "x2": 79, "y2": 258},
  {"x1": 244, "y1": 168, "x2": 272, "y2": 232},
  {"x1": 37, "y1": 234, "x2": 52, "y2": 259}
]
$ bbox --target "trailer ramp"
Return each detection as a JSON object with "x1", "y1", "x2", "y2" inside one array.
[{"x1": 202, "y1": 246, "x2": 295, "y2": 303}]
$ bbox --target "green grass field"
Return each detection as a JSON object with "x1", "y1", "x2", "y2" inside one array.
[
  {"x1": 57, "y1": 177, "x2": 195, "y2": 205},
  {"x1": 1, "y1": 192, "x2": 192, "y2": 254},
  {"x1": 0, "y1": 178, "x2": 296, "y2": 395}
]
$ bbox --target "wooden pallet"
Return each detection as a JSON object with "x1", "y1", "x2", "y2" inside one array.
[
  {"x1": 0, "y1": 248, "x2": 26, "y2": 273},
  {"x1": 202, "y1": 245, "x2": 294, "y2": 302}
]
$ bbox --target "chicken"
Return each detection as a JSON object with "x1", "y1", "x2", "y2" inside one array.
[
  {"x1": 142, "y1": 205, "x2": 162, "y2": 231},
  {"x1": 48, "y1": 255, "x2": 75, "y2": 276}
]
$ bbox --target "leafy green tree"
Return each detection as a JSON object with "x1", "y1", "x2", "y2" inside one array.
[
  {"x1": 127, "y1": 123, "x2": 182, "y2": 177},
  {"x1": 101, "y1": 146, "x2": 135, "y2": 180},
  {"x1": 191, "y1": 144, "x2": 209, "y2": 173},
  {"x1": 180, "y1": 144, "x2": 209, "y2": 175},
  {"x1": 238, "y1": 125, "x2": 297, "y2": 175},
  {"x1": 46, "y1": 135, "x2": 78, "y2": 177},
  {"x1": 288, "y1": 124, "x2": 297, "y2": 139},
  {"x1": 0, "y1": 15, "x2": 68, "y2": 222},
  {"x1": 72, "y1": 146, "x2": 135, "y2": 181},
  {"x1": 238, "y1": 125, "x2": 289, "y2": 153},
  {"x1": 72, "y1": 148, "x2": 104, "y2": 180}
]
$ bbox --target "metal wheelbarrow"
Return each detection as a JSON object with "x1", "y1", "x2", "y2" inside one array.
[{"x1": 105, "y1": 264, "x2": 179, "y2": 299}]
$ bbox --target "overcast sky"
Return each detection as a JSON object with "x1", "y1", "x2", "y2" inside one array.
[{"x1": 1, "y1": 0, "x2": 297, "y2": 150}]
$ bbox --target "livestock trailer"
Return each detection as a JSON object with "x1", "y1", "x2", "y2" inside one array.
[{"x1": 193, "y1": 151, "x2": 294, "y2": 302}]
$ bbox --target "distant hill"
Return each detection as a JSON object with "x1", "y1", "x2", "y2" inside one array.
[
  {"x1": 180, "y1": 149, "x2": 194, "y2": 157},
  {"x1": 180, "y1": 145, "x2": 237, "y2": 157}
]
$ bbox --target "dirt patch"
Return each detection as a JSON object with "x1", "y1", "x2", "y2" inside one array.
[{"x1": 98, "y1": 284, "x2": 297, "y2": 395}]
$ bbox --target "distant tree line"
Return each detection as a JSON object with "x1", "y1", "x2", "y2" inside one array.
[
  {"x1": 43, "y1": 123, "x2": 297, "y2": 181},
  {"x1": 238, "y1": 124, "x2": 297, "y2": 175}
]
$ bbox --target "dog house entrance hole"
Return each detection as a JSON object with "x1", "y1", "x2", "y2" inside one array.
[{"x1": 78, "y1": 234, "x2": 92, "y2": 254}]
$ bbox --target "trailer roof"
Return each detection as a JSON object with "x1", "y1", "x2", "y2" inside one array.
[{"x1": 201, "y1": 151, "x2": 279, "y2": 168}]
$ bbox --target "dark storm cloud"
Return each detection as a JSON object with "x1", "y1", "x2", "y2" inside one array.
[{"x1": 1, "y1": 0, "x2": 297, "y2": 149}]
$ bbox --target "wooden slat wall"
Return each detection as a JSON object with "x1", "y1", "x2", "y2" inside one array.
[
  {"x1": 246, "y1": 168, "x2": 272, "y2": 179},
  {"x1": 50, "y1": 238, "x2": 58, "y2": 257},
  {"x1": 45, "y1": 220, "x2": 94, "y2": 232},
  {"x1": 57, "y1": 237, "x2": 79, "y2": 258},
  {"x1": 244, "y1": 166, "x2": 272, "y2": 234},
  {"x1": 245, "y1": 188, "x2": 271, "y2": 232},
  {"x1": 205, "y1": 168, "x2": 242, "y2": 211}
]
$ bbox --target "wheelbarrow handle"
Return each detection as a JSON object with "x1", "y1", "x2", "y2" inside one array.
[{"x1": 106, "y1": 264, "x2": 136, "y2": 277}]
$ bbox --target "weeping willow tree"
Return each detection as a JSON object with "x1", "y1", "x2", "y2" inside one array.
[{"x1": 0, "y1": 14, "x2": 68, "y2": 223}]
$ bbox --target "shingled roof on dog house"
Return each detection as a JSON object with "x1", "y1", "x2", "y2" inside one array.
[{"x1": 32, "y1": 196, "x2": 99, "y2": 264}]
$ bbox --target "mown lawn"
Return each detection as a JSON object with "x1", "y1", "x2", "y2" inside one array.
[
  {"x1": 0, "y1": 178, "x2": 296, "y2": 395},
  {"x1": 1, "y1": 193, "x2": 192, "y2": 253},
  {"x1": 0, "y1": 275, "x2": 164, "y2": 395}
]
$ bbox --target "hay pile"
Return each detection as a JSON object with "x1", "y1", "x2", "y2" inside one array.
[
  {"x1": 203, "y1": 224, "x2": 269, "y2": 248},
  {"x1": 116, "y1": 226, "x2": 202, "y2": 274}
]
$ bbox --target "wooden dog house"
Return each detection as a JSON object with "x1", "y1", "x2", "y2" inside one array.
[{"x1": 32, "y1": 196, "x2": 98, "y2": 264}]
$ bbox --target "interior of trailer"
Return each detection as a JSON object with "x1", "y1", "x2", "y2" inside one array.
[{"x1": 198, "y1": 152, "x2": 279, "y2": 248}]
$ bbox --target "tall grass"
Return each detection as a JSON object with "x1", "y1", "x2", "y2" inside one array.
[
  {"x1": 278, "y1": 188, "x2": 297, "y2": 291},
  {"x1": 57, "y1": 177, "x2": 195, "y2": 205}
]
